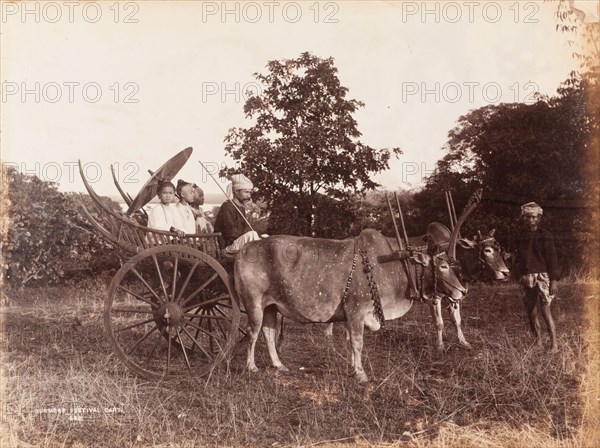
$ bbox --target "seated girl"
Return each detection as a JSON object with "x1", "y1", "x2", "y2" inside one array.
[
  {"x1": 174, "y1": 180, "x2": 199, "y2": 234},
  {"x1": 147, "y1": 181, "x2": 186, "y2": 236}
]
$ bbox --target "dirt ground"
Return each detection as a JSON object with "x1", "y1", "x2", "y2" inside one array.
[{"x1": 1, "y1": 281, "x2": 599, "y2": 447}]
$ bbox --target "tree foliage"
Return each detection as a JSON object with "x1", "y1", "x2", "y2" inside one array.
[
  {"x1": 412, "y1": 76, "x2": 598, "y2": 272},
  {"x1": 1, "y1": 165, "x2": 121, "y2": 287},
  {"x1": 408, "y1": 3, "x2": 599, "y2": 273},
  {"x1": 221, "y1": 52, "x2": 400, "y2": 236}
]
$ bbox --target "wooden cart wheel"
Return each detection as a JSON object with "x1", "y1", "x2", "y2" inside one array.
[{"x1": 105, "y1": 245, "x2": 240, "y2": 380}]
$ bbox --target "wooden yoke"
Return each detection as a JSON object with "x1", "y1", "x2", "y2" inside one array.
[
  {"x1": 445, "y1": 191, "x2": 455, "y2": 230},
  {"x1": 382, "y1": 193, "x2": 419, "y2": 299},
  {"x1": 448, "y1": 191, "x2": 458, "y2": 229}
]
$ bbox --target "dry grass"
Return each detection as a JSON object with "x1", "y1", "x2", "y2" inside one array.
[{"x1": 0, "y1": 280, "x2": 598, "y2": 447}]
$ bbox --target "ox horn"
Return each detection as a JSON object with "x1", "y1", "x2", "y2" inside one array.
[{"x1": 447, "y1": 188, "x2": 483, "y2": 260}]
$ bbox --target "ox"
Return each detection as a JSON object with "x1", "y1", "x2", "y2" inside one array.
[
  {"x1": 234, "y1": 228, "x2": 466, "y2": 382},
  {"x1": 419, "y1": 223, "x2": 510, "y2": 350},
  {"x1": 323, "y1": 224, "x2": 510, "y2": 351}
]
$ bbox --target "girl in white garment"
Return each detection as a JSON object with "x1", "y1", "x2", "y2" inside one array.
[
  {"x1": 147, "y1": 181, "x2": 186, "y2": 236},
  {"x1": 174, "y1": 180, "x2": 198, "y2": 234}
]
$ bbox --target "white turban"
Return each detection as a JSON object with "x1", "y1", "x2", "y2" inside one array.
[
  {"x1": 226, "y1": 173, "x2": 254, "y2": 199},
  {"x1": 521, "y1": 202, "x2": 543, "y2": 216}
]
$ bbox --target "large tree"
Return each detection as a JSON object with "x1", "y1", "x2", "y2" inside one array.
[
  {"x1": 221, "y1": 52, "x2": 400, "y2": 236},
  {"x1": 412, "y1": 1, "x2": 599, "y2": 272},
  {"x1": 412, "y1": 77, "x2": 598, "y2": 272}
]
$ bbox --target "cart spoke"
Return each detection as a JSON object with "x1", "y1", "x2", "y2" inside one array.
[
  {"x1": 213, "y1": 300, "x2": 234, "y2": 310},
  {"x1": 181, "y1": 325, "x2": 215, "y2": 360},
  {"x1": 212, "y1": 304, "x2": 230, "y2": 318},
  {"x1": 181, "y1": 318, "x2": 226, "y2": 346},
  {"x1": 112, "y1": 307, "x2": 153, "y2": 314},
  {"x1": 117, "y1": 285, "x2": 158, "y2": 307},
  {"x1": 175, "y1": 260, "x2": 200, "y2": 303},
  {"x1": 130, "y1": 267, "x2": 165, "y2": 304},
  {"x1": 180, "y1": 273, "x2": 219, "y2": 308},
  {"x1": 208, "y1": 308, "x2": 228, "y2": 341},
  {"x1": 171, "y1": 255, "x2": 179, "y2": 302},
  {"x1": 184, "y1": 312, "x2": 229, "y2": 321},
  {"x1": 175, "y1": 327, "x2": 191, "y2": 370},
  {"x1": 188, "y1": 307, "x2": 203, "y2": 352},
  {"x1": 152, "y1": 255, "x2": 170, "y2": 301},
  {"x1": 182, "y1": 294, "x2": 229, "y2": 312},
  {"x1": 145, "y1": 327, "x2": 166, "y2": 367},
  {"x1": 166, "y1": 327, "x2": 172, "y2": 374},
  {"x1": 115, "y1": 317, "x2": 156, "y2": 332},
  {"x1": 126, "y1": 324, "x2": 160, "y2": 355}
]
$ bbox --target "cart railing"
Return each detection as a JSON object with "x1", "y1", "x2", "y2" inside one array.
[{"x1": 78, "y1": 161, "x2": 221, "y2": 258}]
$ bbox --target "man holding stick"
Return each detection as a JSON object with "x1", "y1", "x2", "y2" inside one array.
[{"x1": 214, "y1": 173, "x2": 261, "y2": 254}]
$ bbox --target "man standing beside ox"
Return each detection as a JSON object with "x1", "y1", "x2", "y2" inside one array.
[{"x1": 512, "y1": 202, "x2": 561, "y2": 352}]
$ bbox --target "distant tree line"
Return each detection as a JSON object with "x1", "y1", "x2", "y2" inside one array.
[
  {"x1": 223, "y1": 51, "x2": 598, "y2": 276},
  {"x1": 2, "y1": 45, "x2": 597, "y2": 287}
]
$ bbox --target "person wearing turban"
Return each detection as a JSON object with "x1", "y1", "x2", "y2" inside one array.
[
  {"x1": 512, "y1": 201, "x2": 560, "y2": 352},
  {"x1": 214, "y1": 174, "x2": 260, "y2": 254}
]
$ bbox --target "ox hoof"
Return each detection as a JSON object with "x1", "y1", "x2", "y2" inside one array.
[
  {"x1": 355, "y1": 373, "x2": 369, "y2": 383},
  {"x1": 275, "y1": 365, "x2": 289, "y2": 372},
  {"x1": 435, "y1": 345, "x2": 445, "y2": 353},
  {"x1": 247, "y1": 366, "x2": 259, "y2": 373},
  {"x1": 549, "y1": 345, "x2": 559, "y2": 354},
  {"x1": 460, "y1": 342, "x2": 473, "y2": 350}
]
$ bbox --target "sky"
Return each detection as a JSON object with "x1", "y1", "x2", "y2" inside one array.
[{"x1": 1, "y1": 0, "x2": 584, "y2": 200}]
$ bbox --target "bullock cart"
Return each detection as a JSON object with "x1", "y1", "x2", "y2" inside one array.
[{"x1": 78, "y1": 148, "x2": 242, "y2": 380}]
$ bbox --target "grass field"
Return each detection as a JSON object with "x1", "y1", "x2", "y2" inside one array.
[{"x1": 1, "y1": 280, "x2": 599, "y2": 447}]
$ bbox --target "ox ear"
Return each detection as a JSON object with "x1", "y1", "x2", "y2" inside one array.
[
  {"x1": 410, "y1": 251, "x2": 430, "y2": 266},
  {"x1": 489, "y1": 228, "x2": 496, "y2": 237},
  {"x1": 457, "y1": 237, "x2": 476, "y2": 249}
]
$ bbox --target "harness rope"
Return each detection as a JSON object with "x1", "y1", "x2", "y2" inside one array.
[
  {"x1": 341, "y1": 237, "x2": 385, "y2": 328},
  {"x1": 341, "y1": 236, "x2": 467, "y2": 323},
  {"x1": 357, "y1": 239, "x2": 386, "y2": 328},
  {"x1": 341, "y1": 241, "x2": 359, "y2": 305}
]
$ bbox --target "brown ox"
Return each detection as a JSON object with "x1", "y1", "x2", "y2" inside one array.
[
  {"x1": 234, "y1": 229, "x2": 466, "y2": 382},
  {"x1": 419, "y1": 224, "x2": 510, "y2": 351},
  {"x1": 324, "y1": 225, "x2": 510, "y2": 351}
]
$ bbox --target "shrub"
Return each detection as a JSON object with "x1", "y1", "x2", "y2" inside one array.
[{"x1": 1, "y1": 164, "x2": 121, "y2": 287}]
